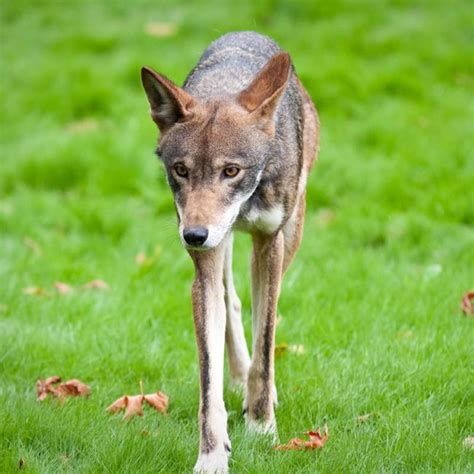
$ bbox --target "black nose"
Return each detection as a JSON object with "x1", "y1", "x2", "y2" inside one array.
[{"x1": 183, "y1": 226, "x2": 209, "y2": 246}]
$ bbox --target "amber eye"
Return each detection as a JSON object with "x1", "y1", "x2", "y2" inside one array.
[
  {"x1": 223, "y1": 166, "x2": 240, "y2": 178},
  {"x1": 174, "y1": 163, "x2": 188, "y2": 178}
]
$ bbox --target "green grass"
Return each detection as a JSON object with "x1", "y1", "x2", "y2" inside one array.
[{"x1": 1, "y1": 0, "x2": 473, "y2": 472}]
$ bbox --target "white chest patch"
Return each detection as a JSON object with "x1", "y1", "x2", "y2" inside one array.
[{"x1": 244, "y1": 204, "x2": 284, "y2": 233}]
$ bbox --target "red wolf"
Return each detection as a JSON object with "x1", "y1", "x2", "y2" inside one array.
[{"x1": 142, "y1": 31, "x2": 319, "y2": 473}]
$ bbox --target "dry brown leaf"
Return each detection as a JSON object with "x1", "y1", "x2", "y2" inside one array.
[
  {"x1": 54, "y1": 282, "x2": 73, "y2": 295},
  {"x1": 461, "y1": 291, "x2": 474, "y2": 316},
  {"x1": 36, "y1": 376, "x2": 61, "y2": 401},
  {"x1": 107, "y1": 386, "x2": 169, "y2": 420},
  {"x1": 144, "y1": 391, "x2": 169, "y2": 413},
  {"x1": 275, "y1": 426, "x2": 329, "y2": 451},
  {"x1": 53, "y1": 379, "x2": 90, "y2": 400},
  {"x1": 124, "y1": 395, "x2": 145, "y2": 420},
  {"x1": 82, "y1": 279, "x2": 109, "y2": 290},
  {"x1": 145, "y1": 22, "x2": 177, "y2": 38},
  {"x1": 36, "y1": 376, "x2": 90, "y2": 401},
  {"x1": 18, "y1": 458, "x2": 26, "y2": 469},
  {"x1": 106, "y1": 395, "x2": 128, "y2": 413},
  {"x1": 23, "y1": 286, "x2": 47, "y2": 296}
]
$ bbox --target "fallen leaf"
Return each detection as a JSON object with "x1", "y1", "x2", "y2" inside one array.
[
  {"x1": 107, "y1": 395, "x2": 129, "y2": 413},
  {"x1": 18, "y1": 458, "x2": 26, "y2": 469},
  {"x1": 145, "y1": 22, "x2": 177, "y2": 38},
  {"x1": 107, "y1": 385, "x2": 169, "y2": 420},
  {"x1": 23, "y1": 286, "x2": 47, "y2": 296},
  {"x1": 124, "y1": 395, "x2": 145, "y2": 420},
  {"x1": 36, "y1": 376, "x2": 90, "y2": 401},
  {"x1": 54, "y1": 282, "x2": 73, "y2": 295},
  {"x1": 144, "y1": 391, "x2": 169, "y2": 413},
  {"x1": 461, "y1": 291, "x2": 474, "y2": 316},
  {"x1": 463, "y1": 436, "x2": 474, "y2": 450},
  {"x1": 356, "y1": 413, "x2": 372, "y2": 423},
  {"x1": 36, "y1": 376, "x2": 61, "y2": 401},
  {"x1": 82, "y1": 279, "x2": 109, "y2": 290},
  {"x1": 24, "y1": 236, "x2": 42, "y2": 255},
  {"x1": 53, "y1": 379, "x2": 91, "y2": 400},
  {"x1": 275, "y1": 426, "x2": 329, "y2": 451},
  {"x1": 275, "y1": 343, "x2": 288, "y2": 357}
]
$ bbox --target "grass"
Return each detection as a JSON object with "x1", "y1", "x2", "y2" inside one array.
[{"x1": 1, "y1": 0, "x2": 473, "y2": 472}]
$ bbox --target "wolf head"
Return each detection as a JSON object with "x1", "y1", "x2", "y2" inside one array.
[{"x1": 141, "y1": 52, "x2": 290, "y2": 250}]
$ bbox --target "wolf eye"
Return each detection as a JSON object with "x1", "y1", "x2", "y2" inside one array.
[
  {"x1": 174, "y1": 163, "x2": 188, "y2": 178},
  {"x1": 223, "y1": 166, "x2": 240, "y2": 178}
]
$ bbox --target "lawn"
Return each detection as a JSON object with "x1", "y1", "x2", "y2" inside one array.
[{"x1": 1, "y1": 0, "x2": 473, "y2": 472}]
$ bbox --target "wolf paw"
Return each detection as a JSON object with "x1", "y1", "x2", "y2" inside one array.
[
  {"x1": 193, "y1": 451, "x2": 229, "y2": 474},
  {"x1": 244, "y1": 413, "x2": 278, "y2": 442}
]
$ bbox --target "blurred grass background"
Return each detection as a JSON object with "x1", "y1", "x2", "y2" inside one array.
[{"x1": 1, "y1": 0, "x2": 473, "y2": 472}]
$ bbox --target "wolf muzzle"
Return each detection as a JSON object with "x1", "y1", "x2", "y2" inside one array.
[{"x1": 183, "y1": 226, "x2": 209, "y2": 247}]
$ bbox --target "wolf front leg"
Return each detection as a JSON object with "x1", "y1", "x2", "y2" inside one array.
[
  {"x1": 190, "y1": 242, "x2": 231, "y2": 474},
  {"x1": 245, "y1": 231, "x2": 284, "y2": 435},
  {"x1": 224, "y1": 233, "x2": 251, "y2": 390}
]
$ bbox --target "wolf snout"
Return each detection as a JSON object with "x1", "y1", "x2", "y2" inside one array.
[{"x1": 183, "y1": 226, "x2": 209, "y2": 247}]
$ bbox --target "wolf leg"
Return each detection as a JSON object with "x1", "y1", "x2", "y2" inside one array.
[
  {"x1": 224, "y1": 233, "x2": 251, "y2": 390},
  {"x1": 190, "y1": 242, "x2": 231, "y2": 474},
  {"x1": 282, "y1": 191, "x2": 306, "y2": 273},
  {"x1": 245, "y1": 231, "x2": 284, "y2": 435}
]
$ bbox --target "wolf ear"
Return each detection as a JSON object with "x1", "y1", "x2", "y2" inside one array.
[
  {"x1": 238, "y1": 52, "x2": 291, "y2": 124},
  {"x1": 141, "y1": 66, "x2": 196, "y2": 132}
]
